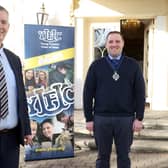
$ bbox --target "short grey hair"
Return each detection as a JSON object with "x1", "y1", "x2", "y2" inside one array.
[{"x1": 0, "y1": 5, "x2": 9, "y2": 15}]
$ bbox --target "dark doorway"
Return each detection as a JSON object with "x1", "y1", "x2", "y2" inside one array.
[
  {"x1": 93, "y1": 19, "x2": 152, "y2": 66},
  {"x1": 120, "y1": 19, "x2": 145, "y2": 70}
]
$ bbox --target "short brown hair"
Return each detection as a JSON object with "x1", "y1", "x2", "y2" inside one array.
[{"x1": 106, "y1": 31, "x2": 124, "y2": 41}]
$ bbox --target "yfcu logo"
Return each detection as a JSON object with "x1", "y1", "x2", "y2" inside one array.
[
  {"x1": 27, "y1": 83, "x2": 74, "y2": 118},
  {"x1": 38, "y1": 29, "x2": 63, "y2": 43}
]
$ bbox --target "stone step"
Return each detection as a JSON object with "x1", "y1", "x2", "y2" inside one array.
[
  {"x1": 74, "y1": 110, "x2": 168, "y2": 153},
  {"x1": 80, "y1": 138, "x2": 168, "y2": 153},
  {"x1": 132, "y1": 139, "x2": 168, "y2": 153},
  {"x1": 143, "y1": 119, "x2": 168, "y2": 130},
  {"x1": 134, "y1": 129, "x2": 168, "y2": 140},
  {"x1": 144, "y1": 110, "x2": 168, "y2": 120}
]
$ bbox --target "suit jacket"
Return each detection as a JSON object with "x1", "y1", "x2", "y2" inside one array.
[{"x1": 4, "y1": 48, "x2": 31, "y2": 146}]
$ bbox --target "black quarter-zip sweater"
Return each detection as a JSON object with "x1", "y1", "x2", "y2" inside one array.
[{"x1": 83, "y1": 56, "x2": 145, "y2": 122}]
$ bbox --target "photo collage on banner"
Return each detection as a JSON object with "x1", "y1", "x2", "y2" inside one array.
[{"x1": 24, "y1": 24, "x2": 74, "y2": 161}]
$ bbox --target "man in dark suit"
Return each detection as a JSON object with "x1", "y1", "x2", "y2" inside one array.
[
  {"x1": 0, "y1": 5, "x2": 32, "y2": 168},
  {"x1": 83, "y1": 31, "x2": 145, "y2": 168}
]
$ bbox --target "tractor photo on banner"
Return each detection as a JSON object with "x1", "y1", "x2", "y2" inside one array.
[{"x1": 24, "y1": 24, "x2": 74, "y2": 161}]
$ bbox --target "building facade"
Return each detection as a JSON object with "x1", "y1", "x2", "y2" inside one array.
[
  {"x1": 1, "y1": 0, "x2": 168, "y2": 111},
  {"x1": 74, "y1": 0, "x2": 168, "y2": 111}
]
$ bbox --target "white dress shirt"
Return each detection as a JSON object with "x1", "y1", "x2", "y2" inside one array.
[{"x1": 0, "y1": 47, "x2": 18, "y2": 130}]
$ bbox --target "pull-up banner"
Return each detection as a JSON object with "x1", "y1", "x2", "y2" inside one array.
[{"x1": 24, "y1": 24, "x2": 74, "y2": 161}]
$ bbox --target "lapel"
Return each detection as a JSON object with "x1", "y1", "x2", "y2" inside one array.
[
  {"x1": 3, "y1": 48, "x2": 18, "y2": 74},
  {"x1": 3, "y1": 48, "x2": 19, "y2": 86}
]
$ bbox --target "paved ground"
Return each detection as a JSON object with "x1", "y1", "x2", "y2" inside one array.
[
  {"x1": 20, "y1": 137, "x2": 168, "y2": 168},
  {"x1": 25, "y1": 152, "x2": 168, "y2": 168},
  {"x1": 20, "y1": 133, "x2": 168, "y2": 168},
  {"x1": 19, "y1": 109, "x2": 168, "y2": 168}
]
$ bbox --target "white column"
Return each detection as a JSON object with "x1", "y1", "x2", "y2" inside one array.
[
  {"x1": 74, "y1": 18, "x2": 84, "y2": 109},
  {"x1": 151, "y1": 16, "x2": 168, "y2": 110}
]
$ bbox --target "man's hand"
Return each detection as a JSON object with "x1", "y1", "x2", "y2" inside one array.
[
  {"x1": 24, "y1": 135, "x2": 33, "y2": 145},
  {"x1": 133, "y1": 119, "x2": 143, "y2": 132},
  {"x1": 86, "y1": 121, "x2": 94, "y2": 132}
]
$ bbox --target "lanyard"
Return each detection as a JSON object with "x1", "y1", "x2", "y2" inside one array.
[
  {"x1": 105, "y1": 56, "x2": 124, "y2": 71},
  {"x1": 105, "y1": 56, "x2": 124, "y2": 81}
]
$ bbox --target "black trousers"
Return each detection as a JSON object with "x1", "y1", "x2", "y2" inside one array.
[
  {"x1": 94, "y1": 115, "x2": 134, "y2": 168},
  {"x1": 0, "y1": 132, "x2": 20, "y2": 168}
]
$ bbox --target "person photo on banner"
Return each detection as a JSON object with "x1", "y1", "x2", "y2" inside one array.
[
  {"x1": 56, "y1": 112, "x2": 74, "y2": 149},
  {"x1": 39, "y1": 118, "x2": 55, "y2": 148},
  {"x1": 56, "y1": 112, "x2": 74, "y2": 132},
  {"x1": 24, "y1": 69, "x2": 37, "y2": 94},
  {"x1": 25, "y1": 120, "x2": 41, "y2": 156},
  {"x1": 35, "y1": 70, "x2": 48, "y2": 89},
  {"x1": 49, "y1": 62, "x2": 73, "y2": 85}
]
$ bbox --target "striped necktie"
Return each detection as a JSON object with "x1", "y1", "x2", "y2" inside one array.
[{"x1": 0, "y1": 59, "x2": 8, "y2": 119}]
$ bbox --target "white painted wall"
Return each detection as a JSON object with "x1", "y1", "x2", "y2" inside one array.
[
  {"x1": 1, "y1": 1, "x2": 168, "y2": 110},
  {"x1": 1, "y1": 0, "x2": 72, "y2": 61},
  {"x1": 74, "y1": 18, "x2": 84, "y2": 109},
  {"x1": 151, "y1": 16, "x2": 168, "y2": 110}
]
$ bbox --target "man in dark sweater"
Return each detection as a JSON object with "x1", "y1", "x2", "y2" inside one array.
[{"x1": 83, "y1": 31, "x2": 145, "y2": 168}]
